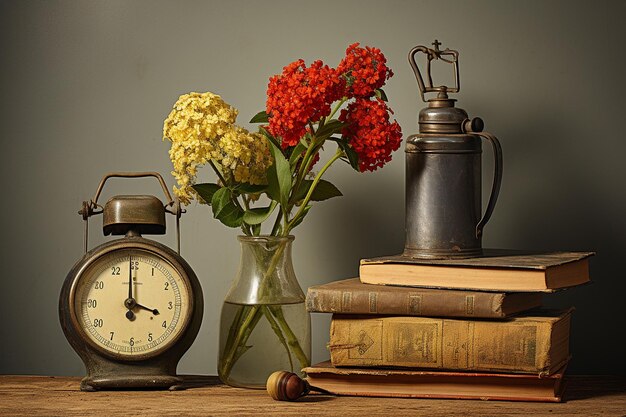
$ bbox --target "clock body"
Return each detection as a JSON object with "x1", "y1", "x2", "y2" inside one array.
[{"x1": 59, "y1": 235, "x2": 203, "y2": 391}]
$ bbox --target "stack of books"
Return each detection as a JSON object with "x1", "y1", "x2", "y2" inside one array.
[{"x1": 305, "y1": 249, "x2": 593, "y2": 402}]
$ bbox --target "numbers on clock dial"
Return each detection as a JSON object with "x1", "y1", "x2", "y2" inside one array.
[{"x1": 74, "y1": 249, "x2": 190, "y2": 357}]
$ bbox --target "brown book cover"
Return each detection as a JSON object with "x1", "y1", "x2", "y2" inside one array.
[
  {"x1": 304, "y1": 361, "x2": 567, "y2": 402},
  {"x1": 329, "y1": 309, "x2": 572, "y2": 375},
  {"x1": 359, "y1": 250, "x2": 594, "y2": 292},
  {"x1": 306, "y1": 278, "x2": 542, "y2": 318}
]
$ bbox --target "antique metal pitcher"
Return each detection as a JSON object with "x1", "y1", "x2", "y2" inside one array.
[{"x1": 404, "y1": 41, "x2": 503, "y2": 259}]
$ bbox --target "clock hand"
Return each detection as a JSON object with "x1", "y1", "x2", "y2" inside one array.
[
  {"x1": 128, "y1": 256, "x2": 133, "y2": 300},
  {"x1": 124, "y1": 256, "x2": 135, "y2": 321},
  {"x1": 123, "y1": 259, "x2": 159, "y2": 316},
  {"x1": 134, "y1": 303, "x2": 160, "y2": 315}
]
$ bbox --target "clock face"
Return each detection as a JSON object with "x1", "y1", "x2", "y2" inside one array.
[{"x1": 71, "y1": 248, "x2": 192, "y2": 359}]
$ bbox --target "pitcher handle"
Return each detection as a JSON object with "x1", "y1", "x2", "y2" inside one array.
[{"x1": 474, "y1": 131, "x2": 503, "y2": 238}]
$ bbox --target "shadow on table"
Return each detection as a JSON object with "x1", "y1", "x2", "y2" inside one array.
[
  {"x1": 179, "y1": 375, "x2": 223, "y2": 389},
  {"x1": 179, "y1": 375, "x2": 336, "y2": 402},
  {"x1": 563, "y1": 376, "x2": 626, "y2": 402},
  {"x1": 294, "y1": 395, "x2": 335, "y2": 403}
]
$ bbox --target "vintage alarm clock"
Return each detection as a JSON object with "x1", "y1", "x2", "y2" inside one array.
[{"x1": 59, "y1": 172, "x2": 203, "y2": 391}]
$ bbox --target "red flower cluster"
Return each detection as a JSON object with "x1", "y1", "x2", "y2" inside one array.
[
  {"x1": 264, "y1": 43, "x2": 401, "y2": 172},
  {"x1": 339, "y1": 98, "x2": 402, "y2": 172},
  {"x1": 337, "y1": 43, "x2": 393, "y2": 98},
  {"x1": 266, "y1": 59, "x2": 345, "y2": 148}
]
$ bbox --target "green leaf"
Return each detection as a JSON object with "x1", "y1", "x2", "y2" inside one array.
[
  {"x1": 211, "y1": 187, "x2": 244, "y2": 227},
  {"x1": 337, "y1": 139, "x2": 360, "y2": 171},
  {"x1": 375, "y1": 88, "x2": 388, "y2": 102},
  {"x1": 250, "y1": 110, "x2": 269, "y2": 124},
  {"x1": 218, "y1": 203, "x2": 244, "y2": 227},
  {"x1": 291, "y1": 179, "x2": 342, "y2": 204},
  {"x1": 344, "y1": 145, "x2": 360, "y2": 171},
  {"x1": 288, "y1": 142, "x2": 308, "y2": 168},
  {"x1": 243, "y1": 201, "x2": 278, "y2": 225},
  {"x1": 211, "y1": 187, "x2": 230, "y2": 213},
  {"x1": 316, "y1": 119, "x2": 347, "y2": 141},
  {"x1": 264, "y1": 133, "x2": 291, "y2": 207},
  {"x1": 310, "y1": 180, "x2": 342, "y2": 201},
  {"x1": 259, "y1": 126, "x2": 282, "y2": 150},
  {"x1": 235, "y1": 183, "x2": 267, "y2": 194},
  {"x1": 289, "y1": 205, "x2": 311, "y2": 231},
  {"x1": 290, "y1": 180, "x2": 310, "y2": 204},
  {"x1": 193, "y1": 183, "x2": 220, "y2": 205}
]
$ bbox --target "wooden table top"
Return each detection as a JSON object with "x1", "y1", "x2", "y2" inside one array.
[{"x1": 1, "y1": 375, "x2": 625, "y2": 416}]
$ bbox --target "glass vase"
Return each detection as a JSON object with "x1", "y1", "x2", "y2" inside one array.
[{"x1": 218, "y1": 235, "x2": 311, "y2": 388}]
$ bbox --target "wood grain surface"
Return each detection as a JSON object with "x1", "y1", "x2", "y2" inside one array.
[{"x1": 0, "y1": 375, "x2": 624, "y2": 416}]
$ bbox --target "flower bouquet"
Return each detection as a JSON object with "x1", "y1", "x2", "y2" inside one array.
[{"x1": 163, "y1": 43, "x2": 402, "y2": 387}]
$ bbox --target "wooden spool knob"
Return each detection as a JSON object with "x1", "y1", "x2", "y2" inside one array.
[{"x1": 266, "y1": 371, "x2": 311, "y2": 401}]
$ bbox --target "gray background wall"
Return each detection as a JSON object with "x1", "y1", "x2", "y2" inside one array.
[{"x1": 1, "y1": 0, "x2": 624, "y2": 377}]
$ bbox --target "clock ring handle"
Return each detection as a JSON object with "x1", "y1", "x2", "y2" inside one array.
[
  {"x1": 91, "y1": 171, "x2": 175, "y2": 208},
  {"x1": 79, "y1": 171, "x2": 186, "y2": 254}
]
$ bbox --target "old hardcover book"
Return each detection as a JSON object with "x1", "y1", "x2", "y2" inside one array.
[
  {"x1": 329, "y1": 309, "x2": 572, "y2": 375},
  {"x1": 359, "y1": 250, "x2": 594, "y2": 292},
  {"x1": 303, "y1": 361, "x2": 567, "y2": 402},
  {"x1": 306, "y1": 278, "x2": 542, "y2": 318}
]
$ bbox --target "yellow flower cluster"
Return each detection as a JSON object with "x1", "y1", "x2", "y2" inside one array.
[{"x1": 163, "y1": 92, "x2": 272, "y2": 204}]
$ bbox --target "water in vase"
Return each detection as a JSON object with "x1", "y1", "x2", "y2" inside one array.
[{"x1": 218, "y1": 300, "x2": 311, "y2": 389}]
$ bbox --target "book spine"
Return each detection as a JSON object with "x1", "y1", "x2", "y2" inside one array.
[
  {"x1": 306, "y1": 288, "x2": 508, "y2": 318},
  {"x1": 329, "y1": 315, "x2": 566, "y2": 374}
]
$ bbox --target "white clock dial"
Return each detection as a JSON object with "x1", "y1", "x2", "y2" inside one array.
[{"x1": 72, "y1": 248, "x2": 192, "y2": 358}]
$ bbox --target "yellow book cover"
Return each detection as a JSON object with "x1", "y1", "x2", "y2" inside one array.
[{"x1": 329, "y1": 309, "x2": 572, "y2": 375}]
